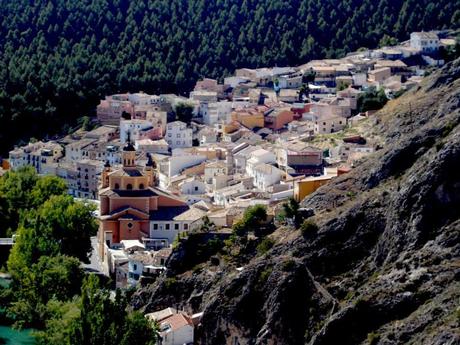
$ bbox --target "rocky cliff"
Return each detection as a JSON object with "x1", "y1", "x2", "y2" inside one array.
[{"x1": 132, "y1": 59, "x2": 460, "y2": 345}]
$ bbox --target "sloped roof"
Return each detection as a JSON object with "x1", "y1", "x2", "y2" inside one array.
[
  {"x1": 100, "y1": 188, "x2": 157, "y2": 198},
  {"x1": 160, "y1": 313, "x2": 194, "y2": 332},
  {"x1": 149, "y1": 206, "x2": 190, "y2": 221}
]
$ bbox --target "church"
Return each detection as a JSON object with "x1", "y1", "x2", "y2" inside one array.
[{"x1": 98, "y1": 138, "x2": 190, "y2": 260}]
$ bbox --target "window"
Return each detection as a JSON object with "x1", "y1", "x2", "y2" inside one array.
[
  {"x1": 133, "y1": 264, "x2": 137, "y2": 271},
  {"x1": 174, "y1": 224, "x2": 179, "y2": 230},
  {"x1": 184, "y1": 224, "x2": 188, "y2": 230},
  {"x1": 114, "y1": 183, "x2": 120, "y2": 189},
  {"x1": 194, "y1": 186, "x2": 199, "y2": 191},
  {"x1": 165, "y1": 223, "x2": 170, "y2": 230},
  {"x1": 139, "y1": 184, "x2": 145, "y2": 189},
  {"x1": 127, "y1": 184, "x2": 133, "y2": 190},
  {"x1": 127, "y1": 222, "x2": 133, "y2": 229},
  {"x1": 153, "y1": 223, "x2": 158, "y2": 230}
]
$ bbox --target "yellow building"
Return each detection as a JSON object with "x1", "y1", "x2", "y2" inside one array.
[
  {"x1": 293, "y1": 175, "x2": 334, "y2": 202},
  {"x1": 231, "y1": 108, "x2": 265, "y2": 129}
]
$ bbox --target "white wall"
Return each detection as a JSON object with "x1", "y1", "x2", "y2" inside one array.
[
  {"x1": 162, "y1": 325, "x2": 194, "y2": 345},
  {"x1": 120, "y1": 119, "x2": 153, "y2": 143},
  {"x1": 180, "y1": 179, "x2": 206, "y2": 195},
  {"x1": 166, "y1": 122, "x2": 193, "y2": 149},
  {"x1": 169, "y1": 154, "x2": 207, "y2": 177}
]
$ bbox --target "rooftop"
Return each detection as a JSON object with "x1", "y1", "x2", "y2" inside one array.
[
  {"x1": 411, "y1": 31, "x2": 439, "y2": 40},
  {"x1": 149, "y1": 206, "x2": 190, "y2": 221},
  {"x1": 100, "y1": 188, "x2": 158, "y2": 198}
]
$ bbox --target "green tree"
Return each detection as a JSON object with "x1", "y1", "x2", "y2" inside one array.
[
  {"x1": 233, "y1": 205, "x2": 268, "y2": 236},
  {"x1": 8, "y1": 195, "x2": 97, "y2": 278},
  {"x1": 66, "y1": 275, "x2": 158, "y2": 345},
  {"x1": 302, "y1": 68, "x2": 316, "y2": 84},
  {"x1": 298, "y1": 84, "x2": 310, "y2": 102},
  {"x1": 283, "y1": 198, "x2": 302, "y2": 226},
  {"x1": 175, "y1": 102, "x2": 194, "y2": 123},
  {"x1": 357, "y1": 87, "x2": 388, "y2": 113},
  {"x1": 30, "y1": 175, "x2": 67, "y2": 207},
  {"x1": 81, "y1": 116, "x2": 92, "y2": 131},
  {"x1": 121, "y1": 312, "x2": 158, "y2": 345},
  {"x1": 35, "y1": 300, "x2": 81, "y2": 345},
  {"x1": 8, "y1": 255, "x2": 83, "y2": 328},
  {"x1": 378, "y1": 34, "x2": 399, "y2": 47},
  {"x1": 0, "y1": 167, "x2": 38, "y2": 235}
]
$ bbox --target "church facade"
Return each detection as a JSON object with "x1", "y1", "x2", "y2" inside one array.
[{"x1": 98, "y1": 140, "x2": 189, "y2": 260}]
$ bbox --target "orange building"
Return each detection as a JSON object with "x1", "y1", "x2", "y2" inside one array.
[
  {"x1": 264, "y1": 108, "x2": 294, "y2": 131},
  {"x1": 98, "y1": 140, "x2": 188, "y2": 260},
  {"x1": 231, "y1": 106, "x2": 266, "y2": 129}
]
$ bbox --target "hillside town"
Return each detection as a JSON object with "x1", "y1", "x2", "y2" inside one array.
[{"x1": 3, "y1": 29, "x2": 457, "y2": 343}]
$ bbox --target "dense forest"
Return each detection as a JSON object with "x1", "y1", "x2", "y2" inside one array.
[{"x1": 0, "y1": 0, "x2": 459, "y2": 153}]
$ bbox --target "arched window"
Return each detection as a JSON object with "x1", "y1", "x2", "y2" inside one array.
[
  {"x1": 139, "y1": 183, "x2": 145, "y2": 190},
  {"x1": 127, "y1": 184, "x2": 133, "y2": 190},
  {"x1": 114, "y1": 183, "x2": 120, "y2": 189}
]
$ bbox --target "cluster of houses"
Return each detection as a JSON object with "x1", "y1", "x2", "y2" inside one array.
[{"x1": 5, "y1": 28, "x2": 457, "y2": 345}]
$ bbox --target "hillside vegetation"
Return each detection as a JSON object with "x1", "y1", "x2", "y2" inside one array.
[{"x1": 0, "y1": 0, "x2": 459, "y2": 152}]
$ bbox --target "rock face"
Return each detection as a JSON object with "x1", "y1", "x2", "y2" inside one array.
[{"x1": 132, "y1": 60, "x2": 460, "y2": 344}]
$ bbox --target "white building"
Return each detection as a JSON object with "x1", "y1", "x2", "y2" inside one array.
[
  {"x1": 314, "y1": 114, "x2": 346, "y2": 134},
  {"x1": 252, "y1": 163, "x2": 283, "y2": 191},
  {"x1": 277, "y1": 74, "x2": 303, "y2": 89},
  {"x1": 127, "y1": 93, "x2": 167, "y2": 107},
  {"x1": 9, "y1": 141, "x2": 64, "y2": 174},
  {"x1": 120, "y1": 119, "x2": 155, "y2": 144},
  {"x1": 189, "y1": 90, "x2": 218, "y2": 103},
  {"x1": 202, "y1": 101, "x2": 233, "y2": 125},
  {"x1": 158, "y1": 152, "x2": 207, "y2": 188},
  {"x1": 146, "y1": 308, "x2": 195, "y2": 345},
  {"x1": 135, "y1": 138, "x2": 169, "y2": 154},
  {"x1": 214, "y1": 182, "x2": 248, "y2": 206},
  {"x1": 198, "y1": 127, "x2": 218, "y2": 145},
  {"x1": 224, "y1": 76, "x2": 250, "y2": 88},
  {"x1": 204, "y1": 161, "x2": 228, "y2": 185},
  {"x1": 165, "y1": 121, "x2": 193, "y2": 149},
  {"x1": 245, "y1": 148, "x2": 276, "y2": 177},
  {"x1": 179, "y1": 177, "x2": 206, "y2": 195},
  {"x1": 65, "y1": 138, "x2": 98, "y2": 163},
  {"x1": 410, "y1": 32, "x2": 439, "y2": 53},
  {"x1": 149, "y1": 205, "x2": 206, "y2": 245}
]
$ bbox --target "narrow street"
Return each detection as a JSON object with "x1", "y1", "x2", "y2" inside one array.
[{"x1": 82, "y1": 236, "x2": 108, "y2": 276}]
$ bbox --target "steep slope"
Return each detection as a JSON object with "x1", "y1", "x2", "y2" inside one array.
[{"x1": 132, "y1": 60, "x2": 460, "y2": 344}]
